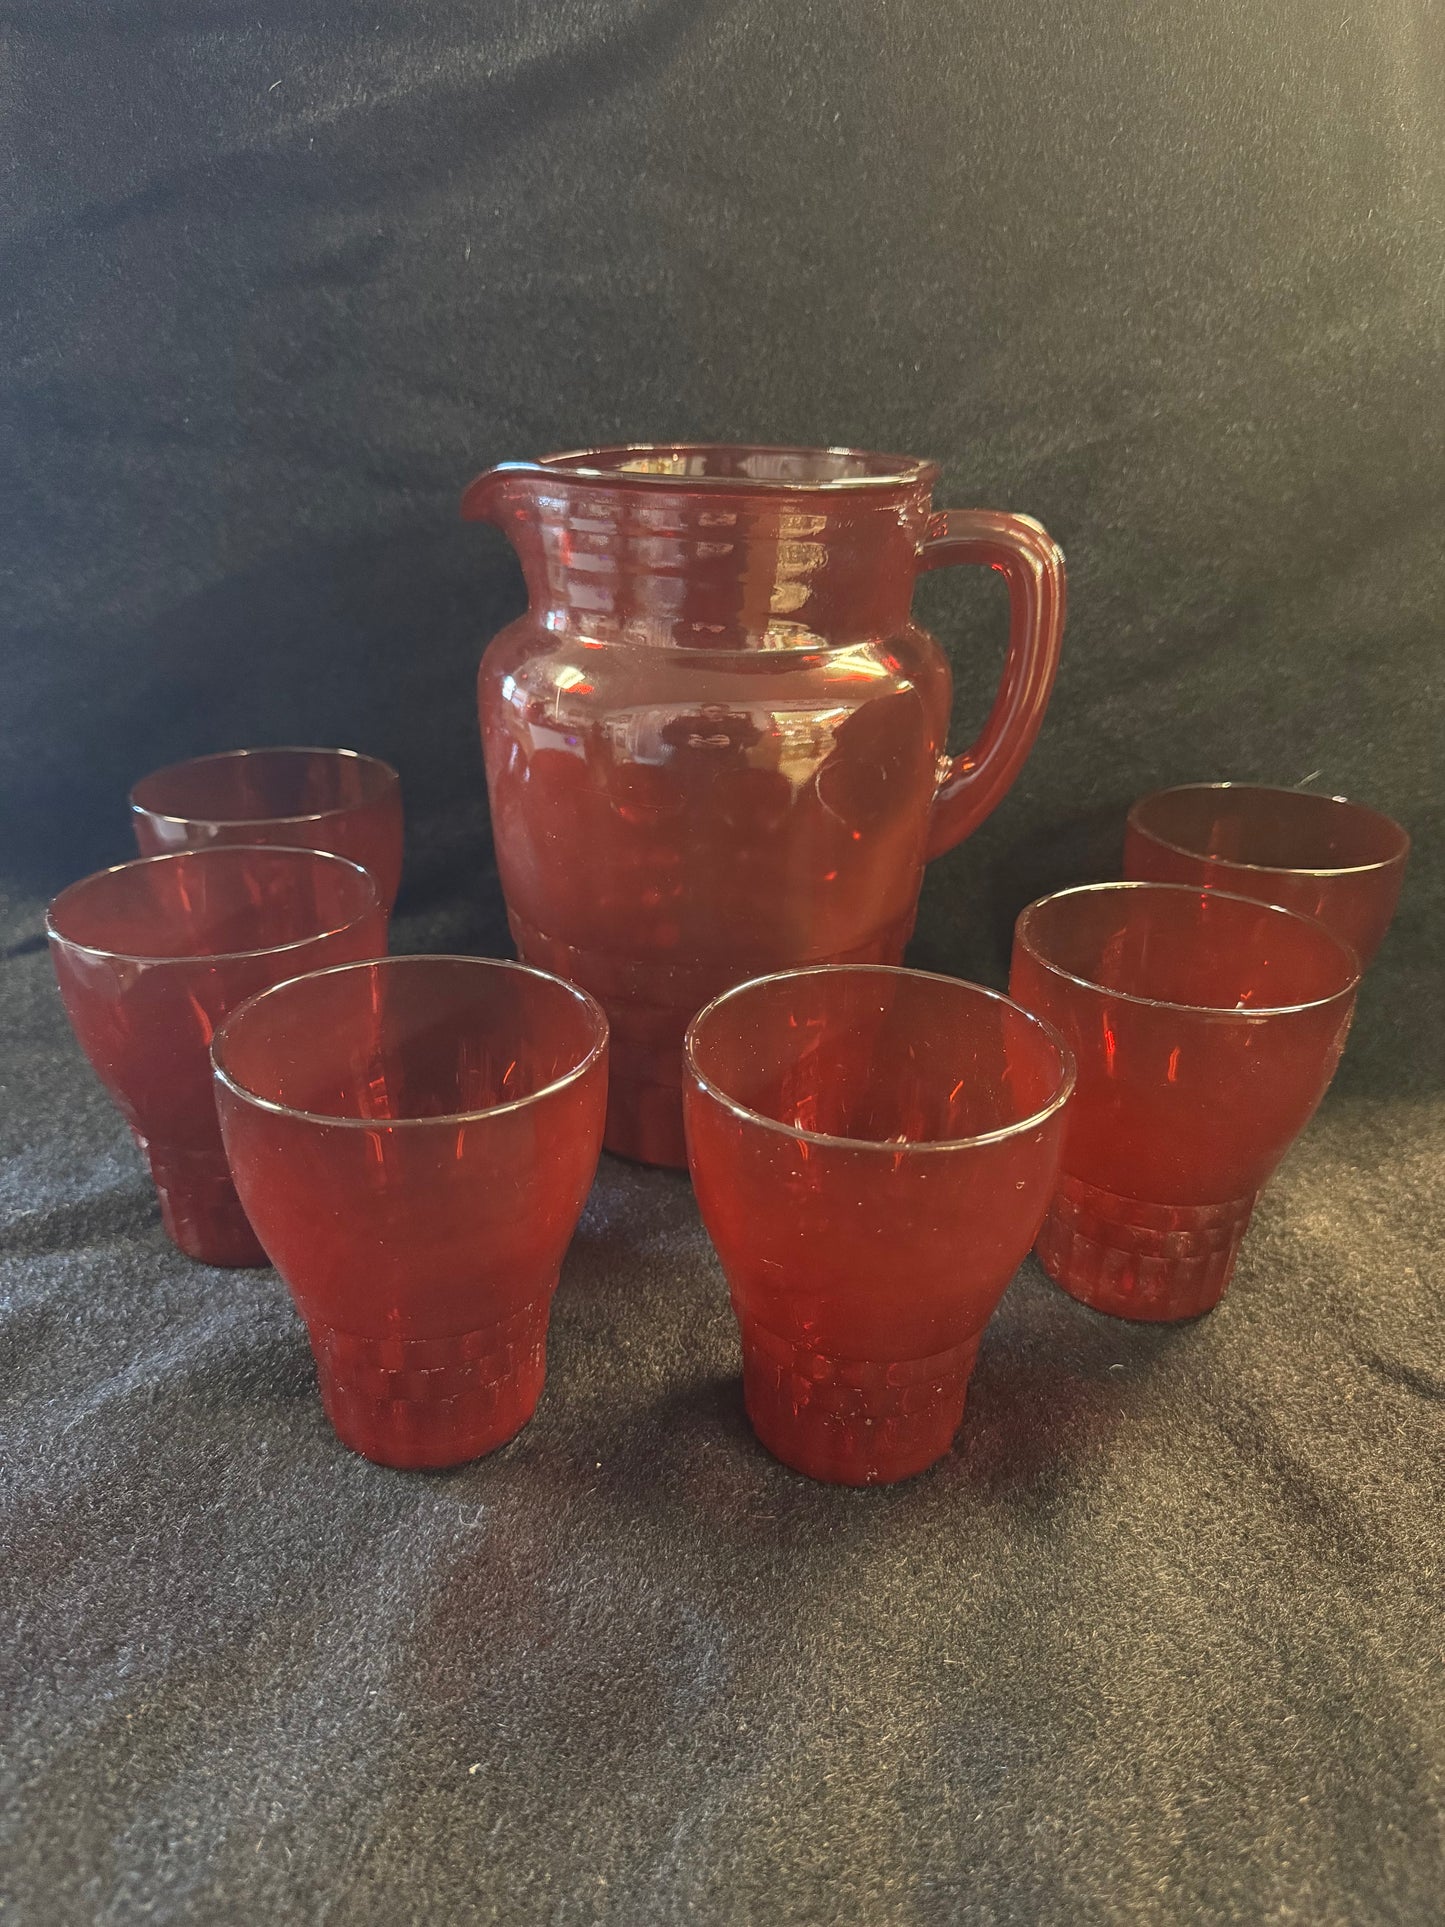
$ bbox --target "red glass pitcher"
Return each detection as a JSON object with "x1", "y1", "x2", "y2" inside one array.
[{"x1": 464, "y1": 444, "x2": 1066, "y2": 1166}]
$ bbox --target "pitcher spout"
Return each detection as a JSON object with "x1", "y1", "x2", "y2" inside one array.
[
  {"x1": 460, "y1": 462, "x2": 544, "y2": 527},
  {"x1": 459, "y1": 469, "x2": 501, "y2": 524}
]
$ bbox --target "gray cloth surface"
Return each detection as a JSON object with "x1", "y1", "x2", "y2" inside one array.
[
  {"x1": 2, "y1": 0, "x2": 1443, "y2": 1921},
  {"x1": 4, "y1": 885, "x2": 1443, "y2": 1926}
]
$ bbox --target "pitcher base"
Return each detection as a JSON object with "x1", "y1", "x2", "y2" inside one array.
[{"x1": 508, "y1": 913, "x2": 915, "y2": 1169}]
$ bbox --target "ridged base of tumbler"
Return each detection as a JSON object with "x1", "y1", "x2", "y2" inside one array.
[
  {"x1": 1036, "y1": 1173, "x2": 1256, "y2": 1322},
  {"x1": 308, "y1": 1301, "x2": 550, "y2": 1470},
  {"x1": 146, "y1": 1144, "x2": 268, "y2": 1268},
  {"x1": 740, "y1": 1322, "x2": 982, "y2": 1485}
]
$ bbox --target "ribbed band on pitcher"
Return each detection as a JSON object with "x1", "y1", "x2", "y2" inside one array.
[
  {"x1": 144, "y1": 1144, "x2": 268, "y2": 1268},
  {"x1": 739, "y1": 1321, "x2": 981, "y2": 1486},
  {"x1": 1035, "y1": 1173, "x2": 1257, "y2": 1322},
  {"x1": 308, "y1": 1301, "x2": 550, "y2": 1469}
]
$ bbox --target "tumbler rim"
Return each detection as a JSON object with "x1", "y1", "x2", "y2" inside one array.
[
  {"x1": 1126, "y1": 782, "x2": 1410, "y2": 879},
  {"x1": 45, "y1": 846, "x2": 380, "y2": 966},
  {"x1": 129, "y1": 745, "x2": 400, "y2": 829},
  {"x1": 1014, "y1": 880, "x2": 1361, "y2": 1017},
  {"x1": 684, "y1": 964, "x2": 1075, "y2": 1154},
  {"x1": 211, "y1": 954, "x2": 609, "y2": 1130}
]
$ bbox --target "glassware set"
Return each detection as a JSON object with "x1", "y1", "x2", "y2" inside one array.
[{"x1": 45, "y1": 446, "x2": 1410, "y2": 1485}]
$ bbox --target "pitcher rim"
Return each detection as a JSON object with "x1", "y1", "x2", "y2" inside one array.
[{"x1": 508, "y1": 442, "x2": 942, "y2": 494}]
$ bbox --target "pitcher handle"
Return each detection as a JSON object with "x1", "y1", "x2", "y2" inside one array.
[{"x1": 919, "y1": 510, "x2": 1066, "y2": 861}]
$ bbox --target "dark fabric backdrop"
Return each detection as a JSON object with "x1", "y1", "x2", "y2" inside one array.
[{"x1": 2, "y1": 3, "x2": 1441, "y2": 1922}]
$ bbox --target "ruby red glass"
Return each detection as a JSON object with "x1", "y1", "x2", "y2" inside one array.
[
  {"x1": 683, "y1": 965, "x2": 1075, "y2": 1486},
  {"x1": 1009, "y1": 882, "x2": 1359, "y2": 1322},
  {"x1": 131, "y1": 746, "x2": 405, "y2": 912},
  {"x1": 1124, "y1": 782, "x2": 1409, "y2": 966},
  {"x1": 47, "y1": 847, "x2": 386, "y2": 1266},
  {"x1": 466, "y1": 443, "x2": 1066, "y2": 1168},
  {"x1": 212, "y1": 956, "x2": 608, "y2": 1470}
]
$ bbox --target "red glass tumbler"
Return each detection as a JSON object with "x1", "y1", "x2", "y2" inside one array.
[
  {"x1": 1125, "y1": 783, "x2": 1408, "y2": 966},
  {"x1": 47, "y1": 847, "x2": 386, "y2": 1265},
  {"x1": 683, "y1": 966, "x2": 1075, "y2": 1486},
  {"x1": 212, "y1": 957, "x2": 609, "y2": 1470},
  {"x1": 1009, "y1": 882, "x2": 1359, "y2": 1322},
  {"x1": 131, "y1": 746, "x2": 405, "y2": 911}
]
